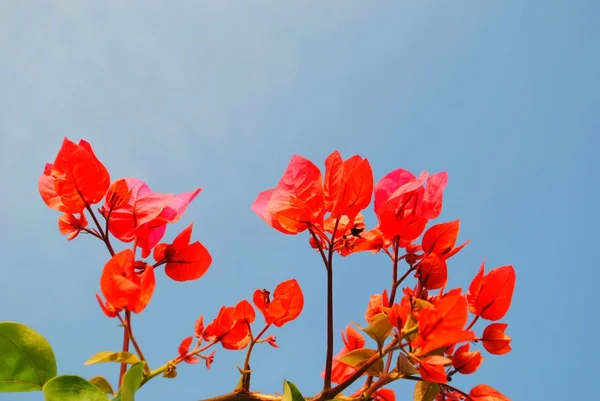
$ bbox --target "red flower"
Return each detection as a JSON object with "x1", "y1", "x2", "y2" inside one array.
[
  {"x1": 153, "y1": 223, "x2": 212, "y2": 282},
  {"x1": 251, "y1": 155, "x2": 324, "y2": 235},
  {"x1": 253, "y1": 279, "x2": 304, "y2": 327},
  {"x1": 99, "y1": 249, "x2": 155, "y2": 314},
  {"x1": 323, "y1": 151, "x2": 373, "y2": 223},
  {"x1": 203, "y1": 302, "x2": 252, "y2": 350},
  {"x1": 58, "y1": 213, "x2": 88, "y2": 241},
  {"x1": 481, "y1": 323, "x2": 512, "y2": 355},
  {"x1": 451, "y1": 343, "x2": 483, "y2": 374},
  {"x1": 374, "y1": 169, "x2": 448, "y2": 243},
  {"x1": 415, "y1": 290, "x2": 475, "y2": 355},
  {"x1": 100, "y1": 178, "x2": 201, "y2": 257},
  {"x1": 39, "y1": 138, "x2": 110, "y2": 214},
  {"x1": 467, "y1": 263, "x2": 516, "y2": 321},
  {"x1": 178, "y1": 336, "x2": 200, "y2": 364},
  {"x1": 322, "y1": 325, "x2": 365, "y2": 384}
]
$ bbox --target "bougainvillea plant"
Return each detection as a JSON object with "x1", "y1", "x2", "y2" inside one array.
[{"x1": 0, "y1": 138, "x2": 515, "y2": 401}]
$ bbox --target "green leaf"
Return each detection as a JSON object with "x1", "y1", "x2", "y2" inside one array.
[
  {"x1": 397, "y1": 353, "x2": 418, "y2": 375},
  {"x1": 84, "y1": 351, "x2": 140, "y2": 366},
  {"x1": 119, "y1": 362, "x2": 145, "y2": 401},
  {"x1": 413, "y1": 381, "x2": 441, "y2": 401},
  {"x1": 282, "y1": 380, "x2": 306, "y2": 401},
  {"x1": 89, "y1": 376, "x2": 114, "y2": 395},
  {"x1": 42, "y1": 375, "x2": 109, "y2": 401},
  {"x1": 355, "y1": 314, "x2": 393, "y2": 349},
  {"x1": 338, "y1": 348, "x2": 384, "y2": 377},
  {"x1": 0, "y1": 321, "x2": 57, "y2": 392}
]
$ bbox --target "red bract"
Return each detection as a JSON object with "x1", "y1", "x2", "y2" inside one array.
[
  {"x1": 374, "y1": 388, "x2": 395, "y2": 401},
  {"x1": 468, "y1": 384, "x2": 510, "y2": 401},
  {"x1": 153, "y1": 223, "x2": 212, "y2": 282},
  {"x1": 100, "y1": 178, "x2": 201, "y2": 257},
  {"x1": 418, "y1": 355, "x2": 451, "y2": 383},
  {"x1": 365, "y1": 290, "x2": 389, "y2": 323},
  {"x1": 323, "y1": 151, "x2": 373, "y2": 223},
  {"x1": 251, "y1": 155, "x2": 324, "y2": 235},
  {"x1": 178, "y1": 336, "x2": 200, "y2": 364},
  {"x1": 481, "y1": 323, "x2": 512, "y2": 355},
  {"x1": 58, "y1": 213, "x2": 88, "y2": 241},
  {"x1": 417, "y1": 253, "x2": 447, "y2": 290},
  {"x1": 203, "y1": 302, "x2": 251, "y2": 350},
  {"x1": 415, "y1": 290, "x2": 475, "y2": 355},
  {"x1": 95, "y1": 293, "x2": 120, "y2": 318},
  {"x1": 99, "y1": 249, "x2": 155, "y2": 314},
  {"x1": 421, "y1": 220, "x2": 470, "y2": 259},
  {"x1": 467, "y1": 263, "x2": 516, "y2": 321},
  {"x1": 253, "y1": 279, "x2": 304, "y2": 327},
  {"x1": 374, "y1": 169, "x2": 448, "y2": 242},
  {"x1": 323, "y1": 325, "x2": 365, "y2": 384},
  {"x1": 39, "y1": 138, "x2": 110, "y2": 214},
  {"x1": 194, "y1": 316, "x2": 205, "y2": 338},
  {"x1": 234, "y1": 300, "x2": 256, "y2": 324},
  {"x1": 452, "y1": 343, "x2": 483, "y2": 374},
  {"x1": 105, "y1": 179, "x2": 132, "y2": 211}
]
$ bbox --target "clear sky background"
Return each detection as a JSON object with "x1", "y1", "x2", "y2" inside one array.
[{"x1": 1, "y1": 2, "x2": 598, "y2": 401}]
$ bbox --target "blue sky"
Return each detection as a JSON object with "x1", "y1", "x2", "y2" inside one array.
[{"x1": 1, "y1": 2, "x2": 598, "y2": 400}]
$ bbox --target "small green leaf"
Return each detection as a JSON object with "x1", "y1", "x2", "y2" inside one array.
[
  {"x1": 413, "y1": 381, "x2": 441, "y2": 401},
  {"x1": 413, "y1": 299, "x2": 432, "y2": 311},
  {"x1": 89, "y1": 376, "x2": 114, "y2": 395},
  {"x1": 338, "y1": 348, "x2": 384, "y2": 377},
  {"x1": 42, "y1": 375, "x2": 109, "y2": 401},
  {"x1": 282, "y1": 380, "x2": 306, "y2": 401},
  {"x1": 355, "y1": 314, "x2": 393, "y2": 349},
  {"x1": 84, "y1": 351, "x2": 140, "y2": 366},
  {"x1": 0, "y1": 321, "x2": 57, "y2": 392},
  {"x1": 397, "y1": 353, "x2": 418, "y2": 375},
  {"x1": 120, "y1": 362, "x2": 145, "y2": 401}
]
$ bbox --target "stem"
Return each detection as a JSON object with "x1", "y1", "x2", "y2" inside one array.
[
  {"x1": 309, "y1": 228, "x2": 328, "y2": 267},
  {"x1": 362, "y1": 372, "x2": 393, "y2": 399},
  {"x1": 240, "y1": 324, "x2": 271, "y2": 391},
  {"x1": 322, "y1": 218, "x2": 340, "y2": 391},
  {"x1": 388, "y1": 237, "x2": 400, "y2": 305},
  {"x1": 466, "y1": 315, "x2": 480, "y2": 331},
  {"x1": 401, "y1": 375, "x2": 469, "y2": 397},
  {"x1": 141, "y1": 339, "x2": 219, "y2": 386},
  {"x1": 383, "y1": 238, "x2": 401, "y2": 375},
  {"x1": 85, "y1": 203, "x2": 115, "y2": 256},
  {"x1": 118, "y1": 313, "x2": 151, "y2": 375},
  {"x1": 118, "y1": 310, "x2": 132, "y2": 388},
  {"x1": 321, "y1": 338, "x2": 400, "y2": 400}
]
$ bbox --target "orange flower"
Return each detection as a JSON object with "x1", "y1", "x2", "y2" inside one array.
[{"x1": 99, "y1": 249, "x2": 155, "y2": 314}]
